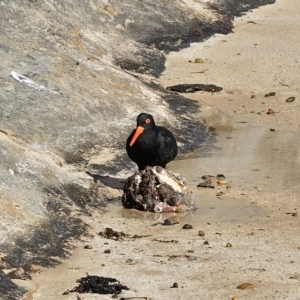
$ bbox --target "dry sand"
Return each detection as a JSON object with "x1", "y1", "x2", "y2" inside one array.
[{"x1": 24, "y1": 0, "x2": 300, "y2": 299}]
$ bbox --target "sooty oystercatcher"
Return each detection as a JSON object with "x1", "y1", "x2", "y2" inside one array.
[{"x1": 126, "y1": 113, "x2": 178, "y2": 171}]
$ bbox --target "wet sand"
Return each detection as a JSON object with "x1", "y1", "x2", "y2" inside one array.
[{"x1": 27, "y1": 0, "x2": 300, "y2": 299}]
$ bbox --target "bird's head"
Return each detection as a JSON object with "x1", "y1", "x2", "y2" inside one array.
[{"x1": 129, "y1": 113, "x2": 156, "y2": 146}]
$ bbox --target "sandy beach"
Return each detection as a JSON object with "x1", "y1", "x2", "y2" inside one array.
[{"x1": 25, "y1": 0, "x2": 300, "y2": 299}]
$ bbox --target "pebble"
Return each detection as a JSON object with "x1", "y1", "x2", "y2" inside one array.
[
  {"x1": 182, "y1": 224, "x2": 193, "y2": 229},
  {"x1": 194, "y1": 58, "x2": 204, "y2": 63},
  {"x1": 216, "y1": 191, "x2": 225, "y2": 197},
  {"x1": 237, "y1": 283, "x2": 255, "y2": 290},
  {"x1": 216, "y1": 174, "x2": 226, "y2": 180},
  {"x1": 62, "y1": 291, "x2": 69, "y2": 295},
  {"x1": 163, "y1": 219, "x2": 173, "y2": 226},
  {"x1": 217, "y1": 180, "x2": 227, "y2": 185},
  {"x1": 226, "y1": 242, "x2": 232, "y2": 248},
  {"x1": 265, "y1": 92, "x2": 276, "y2": 97},
  {"x1": 286, "y1": 96, "x2": 295, "y2": 102},
  {"x1": 198, "y1": 230, "x2": 205, "y2": 237},
  {"x1": 197, "y1": 182, "x2": 215, "y2": 189},
  {"x1": 267, "y1": 108, "x2": 275, "y2": 115}
]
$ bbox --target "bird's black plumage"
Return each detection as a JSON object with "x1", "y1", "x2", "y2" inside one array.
[{"x1": 126, "y1": 113, "x2": 178, "y2": 170}]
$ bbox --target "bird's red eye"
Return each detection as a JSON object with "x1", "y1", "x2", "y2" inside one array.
[{"x1": 145, "y1": 118, "x2": 151, "y2": 124}]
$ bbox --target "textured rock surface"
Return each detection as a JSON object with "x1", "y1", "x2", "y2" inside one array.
[
  {"x1": 122, "y1": 166, "x2": 195, "y2": 212},
  {"x1": 0, "y1": 0, "x2": 275, "y2": 298}
]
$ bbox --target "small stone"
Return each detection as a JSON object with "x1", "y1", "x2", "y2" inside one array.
[
  {"x1": 266, "y1": 108, "x2": 275, "y2": 115},
  {"x1": 292, "y1": 212, "x2": 298, "y2": 217},
  {"x1": 217, "y1": 180, "x2": 227, "y2": 185},
  {"x1": 270, "y1": 128, "x2": 275, "y2": 132},
  {"x1": 62, "y1": 291, "x2": 69, "y2": 295},
  {"x1": 104, "y1": 249, "x2": 111, "y2": 254},
  {"x1": 264, "y1": 92, "x2": 276, "y2": 97},
  {"x1": 216, "y1": 174, "x2": 226, "y2": 180},
  {"x1": 163, "y1": 219, "x2": 172, "y2": 226},
  {"x1": 182, "y1": 224, "x2": 193, "y2": 229},
  {"x1": 216, "y1": 191, "x2": 225, "y2": 197},
  {"x1": 226, "y1": 242, "x2": 232, "y2": 248},
  {"x1": 172, "y1": 282, "x2": 178, "y2": 288},
  {"x1": 203, "y1": 241, "x2": 209, "y2": 245},
  {"x1": 286, "y1": 97, "x2": 295, "y2": 102},
  {"x1": 194, "y1": 58, "x2": 204, "y2": 63},
  {"x1": 198, "y1": 230, "x2": 205, "y2": 237},
  {"x1": 237, "y1": 283, "x2": 255, "y2": 290},
  {"x1": 197, "y1": 182, "x2": 215, "y2": 189},
  {"x1": 84, "y1": 245, "x2": 93, "y2": 249}
]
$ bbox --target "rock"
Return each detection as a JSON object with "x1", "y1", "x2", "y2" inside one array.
[
  {"x1": 267, "y1": 108, "x2": 276, "y2": 115},
  {"x1": 167, "y1": 84, "x2": 223, "y2": 93},
  {"x1": 264, "y1": 92, "x2": 276, "y2": 97},
  {"x1": 7, "y1": 267, "x2": 25, "y2": 280},
  {"x1": 182, "y1": 224, "x2": 194, "y2": 229},
  {"x1": 99, "y1": 228, "x2": 125, "y2": 240},
  {"x1": 286, "y1": 96, "x2": 295, "y2": 102},
  {"x1": 194, "y1": 58, "x2": 204, "y2": 63},
  {"x1": 0, "y1": 270, "x2": 27, "y2": 299},
  {"x1": 237, "y1": 283, "x2": 255, "y2": 289},
  {"x1": 122, "y1": 166, "x2": 195, "y2": 212},
  {"x1": 198, "y1": 230, "x2": 205, "y2": 237}
]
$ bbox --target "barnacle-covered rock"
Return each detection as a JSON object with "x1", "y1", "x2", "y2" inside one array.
[{"x1": 122, "y1": 166, "x2": 195, "y2": 212}]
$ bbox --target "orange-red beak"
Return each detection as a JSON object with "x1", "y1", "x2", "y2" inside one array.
[{"x1": 129, "y1": 126, "x2": 144, "y2": 146}]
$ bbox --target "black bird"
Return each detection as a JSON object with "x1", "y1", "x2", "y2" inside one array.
[{"x1": 126, "y1": 113, "x2": 178, "y2": 171}]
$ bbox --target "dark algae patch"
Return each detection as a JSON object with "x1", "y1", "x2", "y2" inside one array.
[{"x1": 70, "y1": 274, "x2": 129, "y2": 295}]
